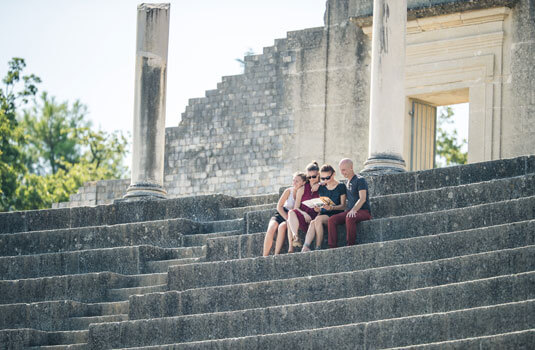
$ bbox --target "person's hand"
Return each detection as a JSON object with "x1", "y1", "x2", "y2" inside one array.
[
  {"x1": 347, "y1": 208, "x2": 358, "y2": 217},
  {"x1": 323, "y1": 204, "x2": 332, "y2": 211},
  {"x1": 314, "y1": 206, "x2": 321, "y2": 213}
]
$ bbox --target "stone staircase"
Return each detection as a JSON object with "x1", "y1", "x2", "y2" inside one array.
[
  {"x1": 1, "y1": 156, "x2": 535, "y2": 349},
  {"x1": 0, "y1": 194, "x2": 277, "y2": 349}
]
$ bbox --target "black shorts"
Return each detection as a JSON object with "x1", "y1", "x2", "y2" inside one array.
[{"x1": 271, "y1": 208, "x2": 289, "y2": 224}]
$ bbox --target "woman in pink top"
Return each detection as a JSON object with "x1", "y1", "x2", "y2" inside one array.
[{"x1": 287, "y1": 161, "x2": 320, "y2": 252}]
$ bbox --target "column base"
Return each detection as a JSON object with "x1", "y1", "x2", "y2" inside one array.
[
  {"x1": 122, "y1": 182, "x2": 167, "y2": 200},
  {"x1": 361, "y1": 153, "x2": 406, "y2": 175}
]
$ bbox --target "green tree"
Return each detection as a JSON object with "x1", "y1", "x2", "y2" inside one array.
[
  {"x1": 21, "y1": 92, "x2": 88, "y2": 175},
  {"x1": 1, "y1": 57, "x2": 129, "y2": 211},
  {"x1": 0, "y1": 58, "x2": 41, "y2": 211},
  {"x1": 15, "y1": 95, "x2": 130, "y2": 210},
  {"x1": 435, "y1": 106, "x2": 468, "y2": 167}
]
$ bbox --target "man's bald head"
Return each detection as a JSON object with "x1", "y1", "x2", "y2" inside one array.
[
  {"x1": 339, "y1": 158, "x2": 353, "y2": 168},
  {"x1": 339, "y1": 158, "x2": 355, "y2": 179}
]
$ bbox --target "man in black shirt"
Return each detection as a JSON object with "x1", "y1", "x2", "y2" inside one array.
[{"x1": 327, "y1": 158, "x2": 372, "y2": 248}]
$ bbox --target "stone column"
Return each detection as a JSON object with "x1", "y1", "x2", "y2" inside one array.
[
  {"x1": 124, "y1": 3, "x2": 170, "y2": 200},
  {"x1": 362, "y1": 0, "x2": 407, "y2": 174}
]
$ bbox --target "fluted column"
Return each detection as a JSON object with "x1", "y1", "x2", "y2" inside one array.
[
  {"x1": 124, "y1": 3, "x2": 170, "y2": 199},
  {"x1": 362, "y1": 0, "x2": 407, "y2": 174}
]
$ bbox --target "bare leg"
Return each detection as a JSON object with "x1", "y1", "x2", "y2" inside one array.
[
  {"x1": 287, "y1": 210, "x2": 300, "y2": 242},
  {"x1": 314, "y1": 215, "x2": 329, "y2": 249},
  {"x1": 287, "y1": 227, "x2": 294, "y2": 253},
  {"x1": 274, "y1": 222, "x2": 287, "y2": 255},
  {"x1": 302, "y1": 219, "x2": 317, "y2": 252},
  {"x1": 263, "y1": 219, "x2": 278, "y2": 257}
]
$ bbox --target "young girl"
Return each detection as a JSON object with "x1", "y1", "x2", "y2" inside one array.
[
  {"x1": 302, "y1": 164, "x2": 346, "y2": 252},
  {"x1": 287, "y1": 161, "x2": 321, "y2": 253},
  {"x1": 262, "y1": 172, "x2": 307, "y2": 256}
]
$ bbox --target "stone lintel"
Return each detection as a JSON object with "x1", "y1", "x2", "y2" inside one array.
[{"x1": 350, "y1": 0, "x2": 517, "y2": 30}]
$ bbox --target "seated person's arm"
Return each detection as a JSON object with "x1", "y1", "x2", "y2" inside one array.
[
  {"x1": 349, "y1": 189, "x2": 367, "y2": 213},
  {"x1": 293, "y1": 187, "x2": 305, "y2": 210},
  {"x1": 324, "y1": 194, "x2": 346, "y2": 212},
  {"x1": 277, "y1": 189, "x2": 290, "y2": 219}
]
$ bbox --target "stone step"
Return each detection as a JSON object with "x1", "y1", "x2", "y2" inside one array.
[
  {"x1": 165, "y1": 246, "x2": 205, "y2": 259},
  {"x1": 0, "y1": 193, "x2": 237, "y2": 234},
  {"x1": 232, "y1": 193, "x2": 279, "y2": 207},
  {"x1": 84, "y1": 301, "x2": 129, "y2": 316},
  {"x1": 212, "y1": 195, "x2": 535, "y2": 261},
  {"x1": 143, "y1": 258, "x2": 203, "y2": 274},
  {"x1": 88, "y1": 272, "x2": 534, "y2": 348},
  {"x1": 199, "y1": 219, "x2": 244, "y2": 234},
  {"x1": 0, "y1": 329, "x2": 89, "y2": 348},
  {"x1": 0, "y1": 245, "x2": 180, "y2": 280},
  {"x1": 131, "y1": 245, "x2": 535, "y2": 320},
  {"x1": 107, "y1": 284, "x2": 167, "y2": 302},
  {"x1": 182, "y1": 230, "x2": 242, "y2": 247},
  {"x1": 0, "y1": 272, "x2": 131, "y2": 305},
  {"x1": 30, "y1": 344, "x2": 88, "y2": 350},
  {"x1": 0, "y1": 300, "x2": 128, "y2": 331},
  {"x1": 365, "y1": 155, "x2": 534, "y2": 197},
  {"x1": 371, "y1": 173, "x2": 535, "y2": 219},
  {"x1": 0, "y1": 271, "x2": 168, "y2": 305},
  {"x1": 109, "y1": 299, "x2": 535, "y2": 349},
  {"x1": 47, "y1": 329, "x2": 88, "y2": 346},
  {"x1": 384, "y1": 329, "x2": 535, "y2": 349},
  {"x1": 68, "y1": 314, "x2": 128, "y2": 331},
  {"x1": 217, "y1": 203, "x2": 276, "y2": 220},
  {"x1": 127, "y1": 273, "x2": 167, "y2": 287},
  {"x1": 0, "y1": 217, "x2": 201, "y2": 257},
  {"x1": 175, "y1": 219, "x2": 535, "y2": 291}
]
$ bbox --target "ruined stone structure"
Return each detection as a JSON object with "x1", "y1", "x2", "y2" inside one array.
[
  {"x1": 53, "y1": 0, "x2": 534, "y2": 208},
  {"x1": 2, "y1": 156, "x2": 535, "y2": 348},
  {"x1": 3, "y1": 1, "x2": 534, "y2": 348}
]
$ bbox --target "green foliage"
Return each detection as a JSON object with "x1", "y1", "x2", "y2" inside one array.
[
  {"x1": 21, "y1": 92, "x2": 88, "y2": 175},
  {"x1": 0, "y1": 57, "x2": 129, "y2": 211},
  {"x1": 14, "y1": 161, "x2": 123, "y2": 211},
  {"x1": 0, "y1": 58, "x2": 41, "y2": 211},
  {"x1": 435, "y1": 106, "x2": 468, "y2": 167}
]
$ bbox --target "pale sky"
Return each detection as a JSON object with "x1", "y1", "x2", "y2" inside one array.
[{"x1": 0, "y1": 0, "x2": 327, "y2": 134}]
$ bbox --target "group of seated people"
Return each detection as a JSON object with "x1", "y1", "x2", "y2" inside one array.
[{"x1": 263, "y1": 158, "x2": 372, "y2": 256}]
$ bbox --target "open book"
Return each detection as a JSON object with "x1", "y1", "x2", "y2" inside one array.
[{"x1": 302, "y1": 196, "x2": 335, "y2": 209}]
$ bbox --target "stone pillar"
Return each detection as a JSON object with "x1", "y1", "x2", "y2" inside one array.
[
  {"x1": 124, "y1": 3, "x2": 170, "y2": 200},
  {"x1": 362, "y1": 0, "x2": 407, "y2": 174}
]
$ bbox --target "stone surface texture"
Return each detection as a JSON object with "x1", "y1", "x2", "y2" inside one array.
[{"x1": 1, "y1": 155, "x2": 534, "y2": 348}]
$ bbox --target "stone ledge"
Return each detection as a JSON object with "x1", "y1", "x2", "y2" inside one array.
[
  {"x1": 89, "y1": 273, "x2": 533, "y2": 348},
  {"x1": 0, "y1": 194, "x2": 237, "y2": 234},
  {"x1": 114, "y1": 300, "x2": 533, "y2": 349},
  {"x1": 350, "y1": 0, "x2": 519, "y2": 28},
  {"x1": 176, "y1": 219, "x2": 535, "y2": 291}
]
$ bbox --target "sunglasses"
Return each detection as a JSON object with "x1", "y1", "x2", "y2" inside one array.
[
  {"x1": 320, "y1": 175, "x2": 332, "y2": 181},
  {"x1": 307, "y1": 175, "x2": 318, "y2": 179}
]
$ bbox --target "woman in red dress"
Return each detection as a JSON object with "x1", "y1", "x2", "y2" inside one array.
[{"x1": 286, "y1": 161, "x2": 320, "y2": 252}]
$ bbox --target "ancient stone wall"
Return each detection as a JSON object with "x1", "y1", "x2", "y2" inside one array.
[
  {"x1": 163, "y1": 39, "x2": 295, "y2": 197},
  {"x1": 503, "y1": 0, "x2": 535, "y2": 157},
  {"x1": 53, "y1": 0, "x2": 534, "y2": 207}
]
